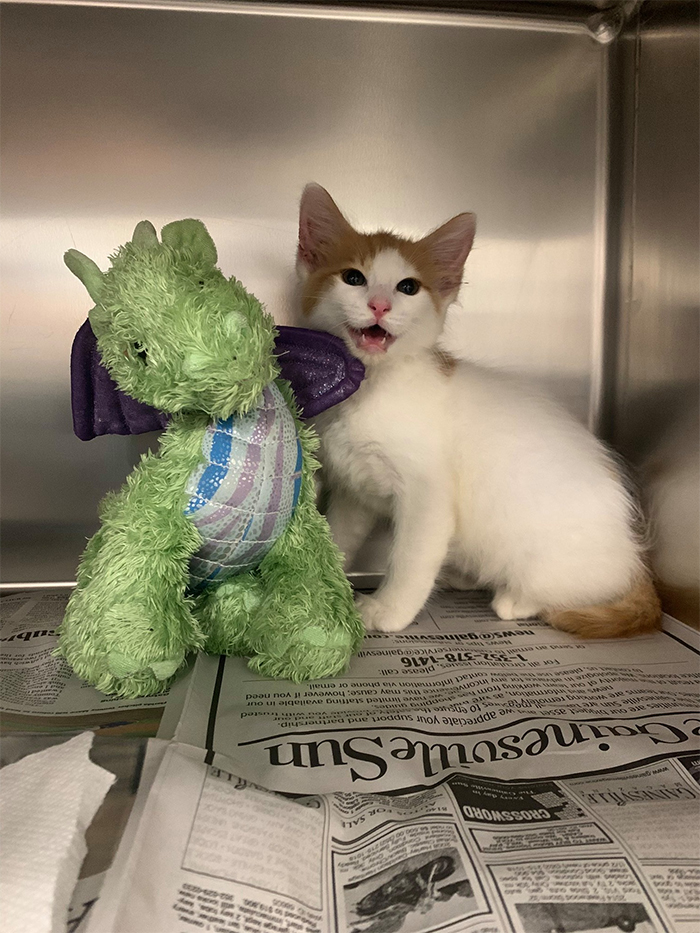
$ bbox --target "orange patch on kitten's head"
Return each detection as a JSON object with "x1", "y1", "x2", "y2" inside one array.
[{"x1": 297, "y1": 183, "x2": 475, "y2": 316}]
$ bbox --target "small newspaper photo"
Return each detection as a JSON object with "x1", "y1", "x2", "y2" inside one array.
[{"x1": 88, "y1": 590, "x2": 700, "y2": 933}]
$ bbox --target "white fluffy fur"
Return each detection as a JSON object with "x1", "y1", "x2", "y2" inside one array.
[{"x1": 298, "y1": 215, "x2": 644, "y2": 633}]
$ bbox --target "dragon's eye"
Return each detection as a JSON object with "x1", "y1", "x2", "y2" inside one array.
[{"x1": 132, "y1": 342, "x2": 148, "y2": 363}]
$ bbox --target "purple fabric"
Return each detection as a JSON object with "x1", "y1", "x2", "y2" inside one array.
[
  {"x1": 70, "y1": 319, "x2": 365, "y2": 441},
  {"x1": 71, "y1": 320, "x2": 168, "y2": 441},
  {"x1": 274, "y1": 326, "x2": 365, "y2": 419}
]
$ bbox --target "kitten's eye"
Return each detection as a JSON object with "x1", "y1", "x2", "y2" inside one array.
[
  {"x1": 341, "y1": 269, "x2": 366, "y2": 287},
  {"x1": 132, "y1": 342, "x2": 148, "y2": 364},
  {"x1": 396, "y1": 278, "x2": 420, "y2": 296}
]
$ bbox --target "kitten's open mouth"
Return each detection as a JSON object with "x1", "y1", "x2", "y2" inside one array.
[{"x1": 347, "y1": 324, "x2": 397, "y2": 354}]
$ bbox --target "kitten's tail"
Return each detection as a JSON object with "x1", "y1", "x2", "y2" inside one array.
[{"x1": 543, "y1": 571, "x2": 661, "y2": 639}]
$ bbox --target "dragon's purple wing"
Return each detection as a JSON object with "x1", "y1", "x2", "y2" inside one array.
[
  {"x1": 70, "y1": 319, "x2": 365, "y2": 441},
  {"x1": 71, "y1": 319, "x2": 168, "y2": 441},
  {"x1": 274, "y1": 326, "x2": 365, "y2": 419}
]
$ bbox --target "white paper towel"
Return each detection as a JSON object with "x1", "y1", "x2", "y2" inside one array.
[{"x1": 0, "y1": 731, "x2": 115, "y2": 933}]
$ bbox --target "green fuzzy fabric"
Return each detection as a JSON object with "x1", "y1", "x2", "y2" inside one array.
[{"x1": 59, "y1": 219, "x2": 363, "y2": 697}]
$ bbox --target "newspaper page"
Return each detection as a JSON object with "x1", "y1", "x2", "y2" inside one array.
[
  {"x1": 90, "y1": 590, "x2": 700, "y2": 933},
  {"x1": 174, "y1": 590, "x2": 700, "y2": 792},
  {"x1": 0, "y1": 591, "x2": 168, "y2": 730}
]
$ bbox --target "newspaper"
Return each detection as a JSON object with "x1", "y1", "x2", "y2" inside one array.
[
  {"x1": 0, "y1": 591, "x2": 168, "y2": 730},
  {"x1": 90, "y1": 590, "x2": 700, "y2": 933}
]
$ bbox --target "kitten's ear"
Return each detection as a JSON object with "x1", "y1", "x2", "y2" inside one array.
[
  {"x1": 419, "y1": 212, "x2": 476, "y2": 296},
  {"x1": 298, "y1": 183, "x2": 354, "y2": 273}
]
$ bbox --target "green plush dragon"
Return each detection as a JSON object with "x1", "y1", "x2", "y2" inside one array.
[{"x1": 58, "y1": 219, "x2": 363, "y2": 698}]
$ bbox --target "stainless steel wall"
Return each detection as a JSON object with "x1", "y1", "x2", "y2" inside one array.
[
  {"x1": 3, "y1": 1, "x2": 697, "y2": 622},
  {"x1": 1, "y1": 1, "x2": 608, "y2": 585},
  {"x1": 614, "y1": 1, "x2": 699, "y2": 626}
]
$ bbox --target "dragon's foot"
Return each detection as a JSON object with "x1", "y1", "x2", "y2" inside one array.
[
  {"x1": 106, "y1": 649, "x2": 185, "y2": 683},
  {"x1": 247, "y1": 604, "x2": 361, "y2": 682},
  {"x1": 58, "y1": 594, "x2": 204, "y2": 698}
]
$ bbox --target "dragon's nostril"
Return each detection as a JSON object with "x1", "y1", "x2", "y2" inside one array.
[{"x1": 133, "y1": 343, "x2": 148, "y2": 363}]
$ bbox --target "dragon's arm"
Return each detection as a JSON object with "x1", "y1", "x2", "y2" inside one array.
[
  {"x1": 243, "y1": 380, "x2": 364, "y2": 682},
  {"x1": 58, "y1": 416, "x2": 208, "y2": 697}
]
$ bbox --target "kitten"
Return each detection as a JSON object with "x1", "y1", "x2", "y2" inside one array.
[{"x1": 295, "y1": 183, "x2": 661, "y2": 636}]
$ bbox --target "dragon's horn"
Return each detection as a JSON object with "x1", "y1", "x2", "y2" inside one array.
[
  {"x1": 131, "y1": 220, "x2": 159, "y2": 249},
  {"x1": 160, "y1": 219, "x2": 217, "y2": 265},
  {"x1": 64, "y1": 249, "x2": 105, "y2": 303}
]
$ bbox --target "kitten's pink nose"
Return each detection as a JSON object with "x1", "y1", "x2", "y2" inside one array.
[{"x1": 368, "y1": 297, "x2": 391, "y2": 321}]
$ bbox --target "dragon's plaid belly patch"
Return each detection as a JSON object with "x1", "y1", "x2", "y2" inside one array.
[{"x1": 184, "y1": 383, "x2": 302, "y2": 588}]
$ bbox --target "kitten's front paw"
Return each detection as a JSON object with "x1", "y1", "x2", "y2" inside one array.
[
  {"x1": 356, "y1": 594, "x2": 412, "y2": 633},
  {"x1": 491, "y1": 591, "x2": 540, "y2": 621}
]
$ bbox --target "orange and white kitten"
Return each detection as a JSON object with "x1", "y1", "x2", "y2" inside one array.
[{"x1": 296, "y1": 183, "x2": 660, "y2": 637}]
